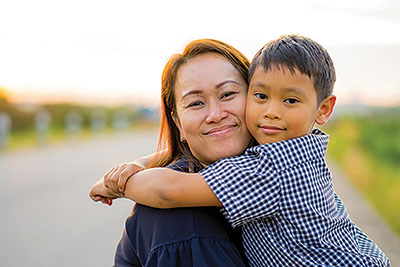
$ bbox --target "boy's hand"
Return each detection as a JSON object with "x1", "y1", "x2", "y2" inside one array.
[
  {"x1": 89, "y1": 177, "x2": 121, "y2": 206},
  {"x1": 103, "y1": 162, "x2": 145, "y2": 194}
]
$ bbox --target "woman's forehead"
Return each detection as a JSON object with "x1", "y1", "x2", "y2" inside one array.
[
  {"x1": 178, "y1": 53, "x2": 235, "y2": 75},
  {"x1": 175, "y1": 54, "x2": 244, "y2": 96}
]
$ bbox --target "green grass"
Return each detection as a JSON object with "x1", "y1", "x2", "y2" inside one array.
[
  {"x1": 7, "y1": 128, "x2": 66, "y2": 150},
  {"x1": 2, "y1": 121, "x2": 160, "y2": 152},
  {"x1": 323, "y1": 114, "x2": 400, "y2": 234}
]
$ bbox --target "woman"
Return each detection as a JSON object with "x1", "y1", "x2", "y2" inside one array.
[{"x1": 91, "y1": 39, "x2": 253, "y2": 266}]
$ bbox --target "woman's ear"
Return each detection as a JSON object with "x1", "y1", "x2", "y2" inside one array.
[
  {"x1": 315, "y1": 95, "x2": 336, "y2": 125},
  {"x1": 171, "y1": 111, "x2": 184, "y2": 137}
]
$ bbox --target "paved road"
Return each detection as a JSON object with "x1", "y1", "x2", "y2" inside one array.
[
  {"x1": 329, "y1": 160, "x2": 400, "y2": 266},
  {"x1": 0, "y1": 131, "x2": 159, "y2": 267},
  {"x1": 0, "y1": 130, "x2": 398, "y2": 266}
]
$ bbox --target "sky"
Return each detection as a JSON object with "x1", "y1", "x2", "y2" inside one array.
[{"x1": 0, "y1": 0, "x2": 399, "y2": 107}]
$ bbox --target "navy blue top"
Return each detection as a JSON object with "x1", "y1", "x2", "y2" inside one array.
[{"x1": 114, "y1": 158, "x2": 248, "y2": 267}]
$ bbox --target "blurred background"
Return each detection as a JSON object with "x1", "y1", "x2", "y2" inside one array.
[{"x1": 1, "y1": 0, "x2": 399, "y2": 266}]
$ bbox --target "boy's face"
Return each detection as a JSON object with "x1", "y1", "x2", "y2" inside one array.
[{"x1": 246, "y1": 66, "x2": 334, "y2": 144}]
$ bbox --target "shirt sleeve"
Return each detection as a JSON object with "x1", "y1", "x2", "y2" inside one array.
[{"x1": 200, "y1": 150, "x2": 281, "y2": 228}]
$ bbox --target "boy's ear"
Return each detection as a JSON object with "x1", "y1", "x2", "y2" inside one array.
[{"x1": 315, "y1": 95, "x2": 336, "y2": 125}]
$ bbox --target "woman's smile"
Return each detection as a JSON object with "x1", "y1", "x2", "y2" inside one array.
[{"x1": 204, "y1": 124, "x2": 237, "y2": 137}]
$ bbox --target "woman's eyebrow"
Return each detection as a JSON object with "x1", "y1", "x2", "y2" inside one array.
[
  {"x1": 181, "y1": 90, "x2": 203, "y2": 101},
  {"x1": 215, "y1": 80, "x2": 240, "y2": 88},
  {"x1": 181, "y1": 80, "x2": 241, "y2": 101}
]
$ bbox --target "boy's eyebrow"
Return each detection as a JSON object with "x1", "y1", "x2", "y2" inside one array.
[
  {"x1": 250, "y1": 82, "x2": 308, "y2": 97},
  {"x1": 284, "y1": 87, "x2": 307, "y2": 97},
  {"x1": 181, "y1": 80, "x2": 240, "y2": 101},
  {"x1": 249, "y1": 82, "x2": 268, "y2": 90}
]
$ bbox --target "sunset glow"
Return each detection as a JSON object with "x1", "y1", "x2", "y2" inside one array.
[{"x1": 1, "y1": 0, "x2": 399, "y2": 107}]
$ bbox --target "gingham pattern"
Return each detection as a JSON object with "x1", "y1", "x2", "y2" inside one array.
[
  {"x1": 200, "y1": 129, "x2": 390, "y2": 266},
  {"x1": 334, "y1": 193, "x2": 390, "y2": 266}
]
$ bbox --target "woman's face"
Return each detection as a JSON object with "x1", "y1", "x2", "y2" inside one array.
[{"x1": 173, "y1": 53, "x2": 252, "y2": 166}]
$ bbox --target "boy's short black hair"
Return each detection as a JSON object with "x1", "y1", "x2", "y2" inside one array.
[{"x1": 248, "y1": 34, "x2": 336, "y2": 104}]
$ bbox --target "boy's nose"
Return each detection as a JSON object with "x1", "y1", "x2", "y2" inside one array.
[{"x1": 264, "y1": 103, "x2": 281, "y2": 120}]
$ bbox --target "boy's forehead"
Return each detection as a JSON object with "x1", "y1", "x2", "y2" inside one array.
[
  {"x1": 250, "y1": 65, "x2": 312, "y2": 82},
  {"x1": 249, "y1": 65, "x2": 317, "y2": 94},
  {"x1": 253, "y1": 64, "x2": 300, "y2": 75}
]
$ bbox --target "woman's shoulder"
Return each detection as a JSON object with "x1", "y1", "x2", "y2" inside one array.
[
  {"x1": 167, "y1": 157, "x2": 203, "y2": 173},
  {"x1": 167, "y1": 158, "x2": 190, "y2": 172}
]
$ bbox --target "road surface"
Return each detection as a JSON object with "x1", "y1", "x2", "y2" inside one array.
[{"x1": 0, "y1": 130, "x2": 398, "y2": 266}]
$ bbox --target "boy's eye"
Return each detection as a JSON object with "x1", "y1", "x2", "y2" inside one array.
[
  {"x1": 254, "y1": 93, "x2": 267, "y2": 100},
  {"x1": 284, "y1": 98, "x2": 299, "y2": 104}
]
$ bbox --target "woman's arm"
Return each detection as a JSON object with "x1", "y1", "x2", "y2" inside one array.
[
  {"x1": 89, "y1": 177, "x2": 121, "y2": 205},
  {"x1": 122, "y1": 168, "x2": 221, "y2": 208}
]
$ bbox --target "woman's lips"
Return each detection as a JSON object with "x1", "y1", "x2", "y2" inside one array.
[
  {"x1": 205, "y1": 125, "x2": 236, "y2": 137},
  {"x1": 259, "y1": 126, "x2": 284, "y2": 134}
]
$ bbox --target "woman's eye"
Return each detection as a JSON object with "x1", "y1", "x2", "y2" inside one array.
[
  {"x1": 221, "y1": 91, "x2": 236, "y2": 99},
  {"x1": 284, "y1": 98, "x2": 299, "y2": 104},
  {"x1": 187, "y1": 101, "x2": 204, "y2": 108},
  {"x1": 255, "y1": 93, "x2": 267, "y2": 100}
]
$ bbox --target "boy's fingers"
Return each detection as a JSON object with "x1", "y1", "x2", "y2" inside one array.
[
  {"x1": 118, "y1": 165, "x2": 145, "y2": 192},
  {"x1": 118, "y1": 170, "x2": 134, "y2": 192},
  {"x1": 118, "y1": 178, "x2": 126, "y2": 192},
  {"x1": 104, "y1": 167, "x2": 115, "y2": 180},
  {"x1": 101, "y1": 198, "x2": 112, "y2": 206},
  {"x1": 110, "y1": 171, "x2": 121, "y2": 192},
  {"x1": 103, "y1": 167, "x2": 116, "y2": 184},
  {"x1": 104, "y1": 166, "x2": 119, "y2": 188},
  {"x1": 96, "y1": 196, "x2": 105, "y2": 203},
  {"x1": 89, "y1": 189, "x2": 99, "y2": 201},
  {"x1": 106, "y1": 165, "x2": 125, "y2": 193}
]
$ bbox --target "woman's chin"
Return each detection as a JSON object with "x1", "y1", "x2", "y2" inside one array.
[{"x1": 192, "y1": 135, "x2": 251, "y2": 165}]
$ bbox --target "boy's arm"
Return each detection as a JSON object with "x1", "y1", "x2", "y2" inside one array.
[
  {"x1": 122, "y1": 168, "x2": 222, "y2": 208},
  {"x1": 103, "y1": 150, "x2": 167, "y2": 193}
]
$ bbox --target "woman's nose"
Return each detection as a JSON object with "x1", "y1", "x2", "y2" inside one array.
[{"x1": 205, "y1": 100, "x2": 228, "y2": 123}]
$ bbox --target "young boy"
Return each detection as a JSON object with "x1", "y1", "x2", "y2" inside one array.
[{"x1": 91, "y1": 35, "x2": 389, "y2": 266}]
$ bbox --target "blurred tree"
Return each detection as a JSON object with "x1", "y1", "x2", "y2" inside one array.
[
  {"x1": 0, "y1": 88, "x2": 13, "y2": 113},
  {"x1": 0, "y1": 88, "x2": 34, "y2": 132}
]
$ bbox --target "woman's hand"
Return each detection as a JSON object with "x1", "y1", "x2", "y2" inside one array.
[
  {"x1": 89, "y1": 177, "x2": 121, "y2": 206},
  {"x1": 103, "y1": 162, "x2": 145, "y2": 194}
]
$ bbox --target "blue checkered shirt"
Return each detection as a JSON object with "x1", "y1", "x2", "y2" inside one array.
[{"x1": 200, "y1": 129, "x2": 390, "y2": 266}]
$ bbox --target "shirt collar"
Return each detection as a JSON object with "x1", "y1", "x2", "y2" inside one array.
[{"x1": 248, "y1": 129, "x2": 329, "y2": 171}]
